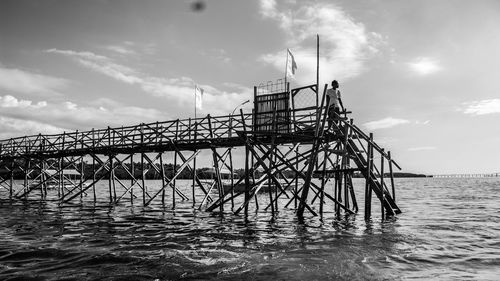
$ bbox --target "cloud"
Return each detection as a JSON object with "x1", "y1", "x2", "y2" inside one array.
[
  {"x1": 408, "y1": 146, "x2": 437, "y2": 151},
  {"x1": 200, "y1": 48, "x2": 231, "y2": 63},
  {"x1": 0, "y1": 94, "x2": 168, "y2": 139},
  {"x1": 104, "y1": 41, "x2": 157, "y2": 56},
  {"x1": 408, "y1": 57, "x2": 442, "y2": 75},
  {"x1": 258, "y1": 0, "x2": 383, "y2": 84},
  {"x1": 46, "y1": 48, "x2": 252, "y2": 116},
  {"x1": 46, "y1": 48, "x2": 143, "y2": 84},
  {"x1": 0, "y1": 95, "x2": 47, "y2": 109},
  {"x1": 105, "y1": 45, "x2": 137, "y2": 55},
  {"x1": 0, "y1": 66, "x2": 68, "y2": 96},
  {"x1": 0, "y1": 116, "x2": 66, "y2": 139},
  {"x1": 364, "y1": 117, "x2": 410, "y2": 130},
  {"x1": 463, "y1": 99, "x2": 500, "y2": 115},
  {"x1": 415, "y1": 120, "x2": 430, "y2": 125}
]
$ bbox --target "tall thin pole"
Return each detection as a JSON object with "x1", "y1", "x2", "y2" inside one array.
[
  {"x1": 284, "y1": 49, "x2": 289, "y2": 87},
  {"x1": 316, "y1": 34, "x2": 319, "y2": 107}
]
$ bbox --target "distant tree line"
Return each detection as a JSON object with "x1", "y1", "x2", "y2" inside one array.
[{"x1": 0, "y1": 160, "x2": 429, "y2": 179}]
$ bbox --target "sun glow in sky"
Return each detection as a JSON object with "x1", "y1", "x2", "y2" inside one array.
[{"x1": 1, "y1": 0, "x2": 500, "y2": 174}]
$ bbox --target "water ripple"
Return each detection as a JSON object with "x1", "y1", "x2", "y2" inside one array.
[{"x1": 0, "y1": 178, "x2": 499, "y2": 280}]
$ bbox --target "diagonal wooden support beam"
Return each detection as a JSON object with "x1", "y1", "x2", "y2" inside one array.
[
  {"x1": 144, "y1": 150, "x2": 200, "y2": 206},
  {"x1": 142, "y1": 153, "x2": 188, "y2": 201},
  {"x1": 234, "y1": 138, "x2": 318, "y2": 216},
  {"x1": 60, "y1": 155, "x2": 111, "y2": 203},
  {"x1": 15, "y1": 157, "x2": 84, "y2": 199},
  {"x1": 167, "y1": 141, "x2": 213, "y2": 202}
]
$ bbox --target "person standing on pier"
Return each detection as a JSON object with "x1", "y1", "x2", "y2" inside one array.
[{"x1": 326, "y1": 80, "x2": 344, "y2": 129}]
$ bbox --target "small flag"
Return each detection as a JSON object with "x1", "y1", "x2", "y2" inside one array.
[
  {"x1": 286, "y1": 49, "x2": 297, "y2": 77},
  {"x1": 195, "y1": 85, "x2": 204, "y2": 110}
]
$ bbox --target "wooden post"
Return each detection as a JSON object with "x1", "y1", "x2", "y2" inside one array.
[
  {"x1": 294, "y1": 146, "x2": 298, "y2": 209},
  {"x1": 174, "y1": 119, "x2": 179, "y2": 192},
  {"x1": 160, "y1": 152, "x2": 166, "y2": 206},
  {"x1": 337, "y1": 161, "x2": 343, "y2": 215},
  {"x1": 141, "y1": 153, "x2": 146, "y2": 206},
  {"x1": 343, "y1": 121, "x2": 350, "y2": 211},
  {"x1": 130, "y1": 154, "x2": 134, "y2": 204},
  {"x1": 38, "y1": 159, "x2": 45, "y2": 200},
  {"x1": 380, "y1": 148, "x2": 385, "y2": 220},
  {"x1": 388, "y1": 151, "x2": 396, "y2": 202},
  {"x1": 364, "y1": 133, "x2": 373, "y2": 220},
  {"x1": 140, "y1": 123, "x2": 146, "y2": 206},
  {"x1": 173, "y1": 151, "x2": 177, "y2": 209},
  {"x1": 108, "y1": 155, "x2": 114, "y2": 203},
  {"x1": 267, "y1": 149, "x2": 275, "y2": 214},
  {"x1": 92, "y1": 155, "x2": 96, "y2": 202},
  {"x1": 244, "y1": 144, "x2": 250, "y2": 217},
  {"x1": 229, "y1": 148, "x2": 235, "y2": 211},
  {"x1": 24, "y1": 159, "x2": 29, "y2": 199},
  {"x1": 79, "y1": 156, "x2": 84, "y2": 200},
  {"x1": 319, "y1": 147, "x2": 327, "y2": 219},
  {"x1": 192, "y1": 121, "x2": 198, "y2": 205},
  {"x1": 9, "y1": 161, "x2": 14, "y2": 198}
]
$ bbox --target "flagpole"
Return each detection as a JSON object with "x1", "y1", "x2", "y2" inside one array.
[
  {"x1": 316, "y1": 34, "x2": 319, "y2": 107},
  {"x1": 193, "y1": 85, "x2": 197, "y2": 204},
  {"x1": 284, "y1": 48, "x2": 289, "y2": 88}
]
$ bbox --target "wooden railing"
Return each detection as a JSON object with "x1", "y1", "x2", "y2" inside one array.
[{"x1": 0, "y1": 108, "x2": 319, "y2": 158}]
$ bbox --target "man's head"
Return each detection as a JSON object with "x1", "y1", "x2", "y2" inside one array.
[{"x1": 331, "y1": 80, "x2": 339, "y2": 88}]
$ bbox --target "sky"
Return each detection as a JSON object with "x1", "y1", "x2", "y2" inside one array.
[{"x1": 1, "y1": 0, "x2": 499, "y2": 174}]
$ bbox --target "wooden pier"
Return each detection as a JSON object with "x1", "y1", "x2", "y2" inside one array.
[{"x1": 0, "y1": 81, "x2": 401, "y2": 220}]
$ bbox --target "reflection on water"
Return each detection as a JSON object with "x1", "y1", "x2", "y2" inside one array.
[{"x1": 0, "y1": 178, "x2": 499, "y2": 280}]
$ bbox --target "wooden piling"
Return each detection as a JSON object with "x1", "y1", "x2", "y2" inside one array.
[
  {"x1": 92, "y1": 156, "x2": 96, "y2": 202},
  {"x1": 380, "y1": 148, "x2": 385, "y2": 219},
  {"x1": 9, "y1": 161, "x2": 14, "y2": 198},
  {"x1": 130, "y1": 155, "x2": 134, "y2": 204},
  {"x1": 108, "y1": 155, "x2": 114, "y2": 203},
  {"x1": 160, "y1": 152, "x2": 166, "y2": 206},
  {"x1": 364, "y1": 133, "x2": 374, "y2": 220},
  {"x1": 141, "y1": 153, "x2": 146, "y2": 206},
  {"x1": 388, "y1": 151, "x2": 396, "y2": 202}
]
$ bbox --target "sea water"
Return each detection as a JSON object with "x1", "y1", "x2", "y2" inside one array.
[{"x1": 0, "y1": 178, "x2": 499, "y2": 280}]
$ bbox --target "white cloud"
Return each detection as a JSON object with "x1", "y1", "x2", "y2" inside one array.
[
  {"x1": 0, "y1": 94, "x2": 169, "y2": 139},
  {"x1": 0, "y1": 116, "x2": 65, "y2": 139},
  {"x1": 46, "y1": 49, "x2": 252, "y2": 116},
  {"x1": 364, "y1": 117, "x2": 410, "y2": 130},
  {"x1": 0, "y1": 66, "x2": 68, "y2": 96},
  {"x1": 415, "y1": 120, "x2": 430, "y2": 125},
  {"x1": 64, "y1": 101, "x2": 78, "y2": 110},
  {"x1": 0, "y1": 95, "x2": 47, "y2": 109},
  {"x1": 47, "y1": 48, "x2": 144, "y2": 85},
  {"x1": 105, "y1": 45, "x2": 136, "y2": 55},
  {"x1": 408, "y1": 146, "x2": 437, "y2": 151},
  {"x1": 258, "y1": 0, "x2": 383, "y2": 84},
  {"x1": 463, "y1": 99, "x2": 500, "y2": 115},
  {"x1": 408, "y1": 57, "x2": 442, "y2": 75},
  {"x1": 200, "y1": 48, "x2": 231, "y2": 63}
]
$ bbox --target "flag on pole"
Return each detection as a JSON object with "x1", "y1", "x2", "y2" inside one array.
[
  {"x1": 195, "y1": 85, "x2": 204, "y2": 110},
  {"x1": 286, "y1": 49, "x2": 297, "y2": 78}
]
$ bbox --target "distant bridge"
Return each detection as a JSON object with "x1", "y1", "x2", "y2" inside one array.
[{"x1": 432, "y1": 173, "x2": 500, "y2": 178}]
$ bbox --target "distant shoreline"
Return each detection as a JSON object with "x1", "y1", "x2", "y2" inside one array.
[{"x1": 352, "y1": 172, "x2": 431, "y2": 178}]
